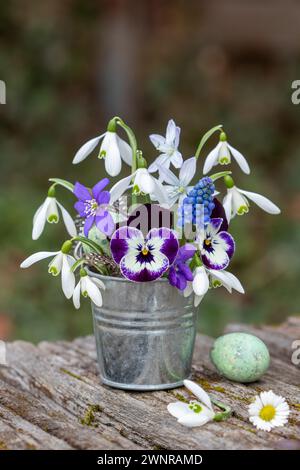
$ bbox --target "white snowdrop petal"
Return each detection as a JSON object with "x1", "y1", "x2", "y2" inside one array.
[
  {"x1": 194, "y1": 295, "x2": 204, "y2": 307},
  {"x1": 192, "y1": 267, "x2": 209, "y2": 296},
  {"x1": 223, "y1": 192, "x2": 233, "y2": 223},
  {"x1": 56, "y1": 202, "x2": 77, "y2": 237},
  {"x1": 90, "y1": 277, "x2": 106, "y2": 290},
  {"x1": 110, "y1": 173, "x2": 133, "y2": 204},
  {"x1": 203, "y1": 142, "x2": 222, "y2": 174},
  {"x1": 167, "y1": 402, "x2": 191, "y2": 419},
  {"x1": 104, "y1": 134, "x2": 122, "y2": 177},
  {"x1": 32, "y1": 199, "x2": 51, "y2": 240},
  {"x1": 228, "y1": 144, "x2": 250, "y2": 174},
  {"x1": 85, "y1": 277, "x2": 103, "y2": 307},
  {"x1": 209, "y1": 269, "x2": 245, "y2": 294},
  {"x1": 61, "y1": 255, "x2": 75, "y2": 299},
  {"x1": 238, "y1": 189, "x2": 281, "y2": 215},
  {"x1": 72, "y1": 281, "x2": 81, "y2": 309},
  {"x1": 178, "y1": 413, "x2": 211, "y2": 428},
  {"x1": 73, "y1": 135, "x2": 104, "y2": 164},
  {"x1": 117, "y1": 136, "x2": 133, "y2": 166},
  {"x1": 20, "y1": 251, "x2": 59, "y2": 268},
  {"x1": 183, "y1": 380, "x2": 214, "y2": 412}
]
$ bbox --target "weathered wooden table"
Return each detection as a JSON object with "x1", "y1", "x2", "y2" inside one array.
[{"x1": 0, "y1": 317, "x2": 299, "y2": 450}]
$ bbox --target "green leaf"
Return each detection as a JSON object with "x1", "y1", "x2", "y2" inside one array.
[
  {"x1": 49, "y1": 178, "x2": 74, "y2": 192},
  {"x1": 195, "y1": 124, "x2": 223, "y2": 159},
  {"x1": 73, "y1": 236, "x2": 104, "y2": 254}
]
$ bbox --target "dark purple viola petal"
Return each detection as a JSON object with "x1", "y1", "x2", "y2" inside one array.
[
  {"x1": 120, "y1": 252, "x2": 169, "y2": 282},
  {"x1": 201, "y1": 252, "x2": 229, "y2": 271},
  {"x1": 84, "y1": 215, "x2": 95, "y2": 236},
  {"x1": 110, "y1": 227, "x2": 143, "y2": 264},
  {"x1": 74, "y1": 201, "x2": 86, "y2": 217},
  {"x1": 168, "y1": 266, "x2": 177, "y2": 287},
  {"x1": 147, "y1": 228, "x2": 179, "y2": 265},
  {"x1": 124, "y1": 203, "x2": 173, "y2": 236},
  {"x1": 209, "y1": 218, "x2": 223, "y2": 234},
  {"x1": 177, "y1": 262, "x2": 193, "y2": 281},
  {"x1": 218, "y1": 231, "x2": 235, "y2": 259},
  {"x1": 95, "y1": 190, "x2": 110, "y2": 206},
  {"x1": 211, "y1": 198, "x2": 228, "y2": 231},
  {"x1": 92, "y1": 178, "x2": 110, "y2": 200},
  {"x1": 74, "y1": 182, "x2": 91, "y2": 201},
  {"x1": 95, "y1": 212, "x2": 115, "y2": 236},
  {"x1": 176, "y1": 272, "x2": 187, "y2": 291},
  {"x1": 177, "y1": 243, "x2": 196, "y2": 262}
]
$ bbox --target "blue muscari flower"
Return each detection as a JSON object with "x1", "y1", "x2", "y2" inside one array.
[{"x1": 177, "y1": 177, "x2": 215, "y2": 227}]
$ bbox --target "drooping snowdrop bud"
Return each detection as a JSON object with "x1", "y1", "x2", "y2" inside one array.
[
  {"x1": 72, "y1": 268, "x2": 105, "y2": 309},
  {"x1": 32, "y1": 186, "x2": 77, "y2": 240},
  {"x1": 203, "y1": 132, "x2": 250, "y2": 175},
  {"x1": 223, "y1": 176, "x2": 281, "y2": 223},
  {"x1": 20, "y1": 240, "x2": 76, "y2": 299}
]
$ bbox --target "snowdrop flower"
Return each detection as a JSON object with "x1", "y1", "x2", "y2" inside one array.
[
  {"x1": 73, "y1": 130, "x2": 132, "y2": 177},
  {"x1": 32, "y1": 187, "x2": 77, "y2": 240},
  {"x1": 203, "y1": 132, "x2": 250, "y2": 175},
  {"x1": 73, "y1": 269, "x2": 105, "y2": 309},
  {"x1": 149, "y1": 119, "x2": 183, "y2": 180},
  {"x1": 223, "y1": 177, "x2": 281, "y2": 222},
  {"x1": 168, "y1": 380, "x2": 219, "y2": 427},
  {"x1": 109, "y1": 168, "x2": 169, "y2": 205},
  {"x1": 248, "y1": 391, "x2": 290, "y2": 432},
  {"x1": 20, "y1": 240, "x2": 76, "y2": 299},
  {"x1": 157, "y1": 157, "x2": 196, "y2": 207},
  {"x1": 184, "y1": 265, "x2": 244, "y2": 307}
]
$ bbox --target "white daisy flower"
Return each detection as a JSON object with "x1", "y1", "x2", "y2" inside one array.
[
  {"x1": 167, "y1": 380, "x2": 216, "y2": 427},
  {"x1": 148, "y1": 119, "x2": 183, "y2": 180},
  {"x1": 203, "y1": 132, "x2": 250, "y2": 175},
  {"x1": 223, "y1": 177, "x2": 281, "y2": 223},
  {"x1": 72, "y1": 270, "x2": 105, "y2": 309},
  {"x1": 248, "y1": 390, "x2": 290, "y2": 432},
  {"x1": 20, "y1": 241, "x2": 76, "y2": 299},
  {"x1": 32, "y1": 190, "x2": 76, "y2": 240},
  {"x1": 73, "y1": 131, "x2": 132, "y2": 177}
]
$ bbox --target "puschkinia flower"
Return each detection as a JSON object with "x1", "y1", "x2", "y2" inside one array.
[
  {"x1": 184, "y1": 265, "x2": 244, "y2": 306},
  {"x1": 74, "y1": 179, "x2": 114, "y2": 237},
  {"x1": 72, "y1": 131, "x2": 132, "y2": 177},
  {"x1": 20, "y1": 241, "x2": 76, "y2": 299},
  {"x1": 168, "y1": 380, "x2": 216, "y2": 427},
  {"x1": 157, "y1": 157, "x2": 196, "y2": 207},
  {"x1": 197, "y1": 218, "x2": 235, "y2": 270},
  {"x1": 110, "y1": 226, "x2": 179, "y2": 282},
  {"x1": 148, "y1": 119, "x2": 183, "y2": 180},
  {"x1": 32, "y1": 193, "x2": 76, "y2": 240},
  {"x1": 203, "y1": 132, "x2": 250, "y2": 175},
  {"x1": 223, "y1": 185, "x2": 281, "y2": 222},
  {"x1": 168, "y1": 243, "x2": 196, "y2": 291},
  {"x1": 248, "y1": 390, "x2": 290, "y2": 432},
  {"x1": 73, "y1": 269, "x2": 105, "y2": 309}
]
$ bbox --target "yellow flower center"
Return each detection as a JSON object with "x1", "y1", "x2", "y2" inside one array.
[
  {"x1": 204, "y1": 239, "x2": 211, "y2": 246},
  {"x1": 259, "y1": 405, "x2": 276, "y2": 422},
  {"x1": 142, "y1": 247, "x2": 149, "y2": 256}
]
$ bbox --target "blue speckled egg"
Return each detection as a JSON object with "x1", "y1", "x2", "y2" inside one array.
[{"x1": 210, "y1": 333, "x2": 270, "y2": 383}]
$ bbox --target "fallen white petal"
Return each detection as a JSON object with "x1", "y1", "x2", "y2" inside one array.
[
  {"x1": 183, "y1": 379, "x2": 214, "y2": 412},
  {"x1": 167, "y1": 402, "x2": 191, "y2": 419}
]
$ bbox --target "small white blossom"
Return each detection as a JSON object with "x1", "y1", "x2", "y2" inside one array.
[
  {"x1": 73, "y1": 273, "x2": 105, "y2": 309},
  {"x1": 203, "y1": 132, "x2": 250, "y2": 175},
  {"x1": 149, "y1": 119, "x2": 183, "y2": 180},
  {"x1": 167, "y1": 380, "x2": 215, "y2": 427},
  {"x1": 157, "y1": 157, "x2": 196, "y2": 207},
  {"x1": 248, "y1": 390, "x2": 290, "y2": 432},
  {"x1": 20, "y1": 244, "x2": 76, "y2": 299},
  {"x1": 32, "y1": 196, "x2": 76, "y2": 240},
  {"x1": 223, "y1": 185, "x2": 281, "y2": 222},
  {"x1": 73, "y1": 131, "x2": 132, "y2": 177}
]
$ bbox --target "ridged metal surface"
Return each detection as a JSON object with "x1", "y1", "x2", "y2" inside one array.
[{"x1": 91, "y1": 273, "x2": 197, "y2": 390}]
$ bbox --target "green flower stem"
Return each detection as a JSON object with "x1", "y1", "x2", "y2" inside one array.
[
  {"x1": 49, "y1": 178, "x2": 74, "y2": 192},
  {"x1": 71, "y1": 236, "x2": 104, "y2": 255},
  {"x1": 195, "y1": 124, "x2": 223, "y2": 160},
  {"x1": 47, "y1": 184, "x2": 56, "y2": 197},
  {"x1": 71, "y1": 258, "x2": 86, "y2": 273},
  {"x1": 210, "y1": 170, "x2": 232, "y2": 182},
  {"x1": 212, "y1": 398, "x2": 232, "y2": 422},
  {"x1": 190, "y1": 252, "x2": 202, "y2": 271}
]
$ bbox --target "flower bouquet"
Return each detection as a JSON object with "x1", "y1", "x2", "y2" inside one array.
[{"x1": 21, "y1": 117, "x2": 280, "y2": 390}]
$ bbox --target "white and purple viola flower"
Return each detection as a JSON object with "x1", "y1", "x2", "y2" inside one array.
[
  {"x1": 197, "y1": 218, "x2": 235, "y2": 270},
  {"x1": 110, "y1": 226, "x2": 179, "y2": 282},
  {"x1": 73, "y1": 179, "x2": 115, "y2": 237}
]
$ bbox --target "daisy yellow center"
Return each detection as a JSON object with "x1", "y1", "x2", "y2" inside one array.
[
  {"x1": 142, "y1": 247, "x2": 149, "y2": 256},
  {"x1": 259, "y1": 405, "x2": 276, "y2": 422}
]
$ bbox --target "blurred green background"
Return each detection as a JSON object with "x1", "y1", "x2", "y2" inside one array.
[{"x1": 1, "y1": 0, "x2": 299, "y2": 342}]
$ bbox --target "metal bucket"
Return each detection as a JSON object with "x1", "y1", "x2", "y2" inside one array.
[{"x1": 91, "y1": 273, "x2": 197, "y2": 391}]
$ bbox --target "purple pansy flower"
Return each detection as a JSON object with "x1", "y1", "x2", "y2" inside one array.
[
  {"x1": 110, "y1": 226, "x2": 179, "y2": 282},
  {"x1": 198, "y1": 218, "x2": 235, "y2": 270},
  {"x1": 168, "y1": 243, "x2": 196, "y2": 291},
  {"x1": 74, "y1": 179, "x2": 114, "y2": 237}
]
